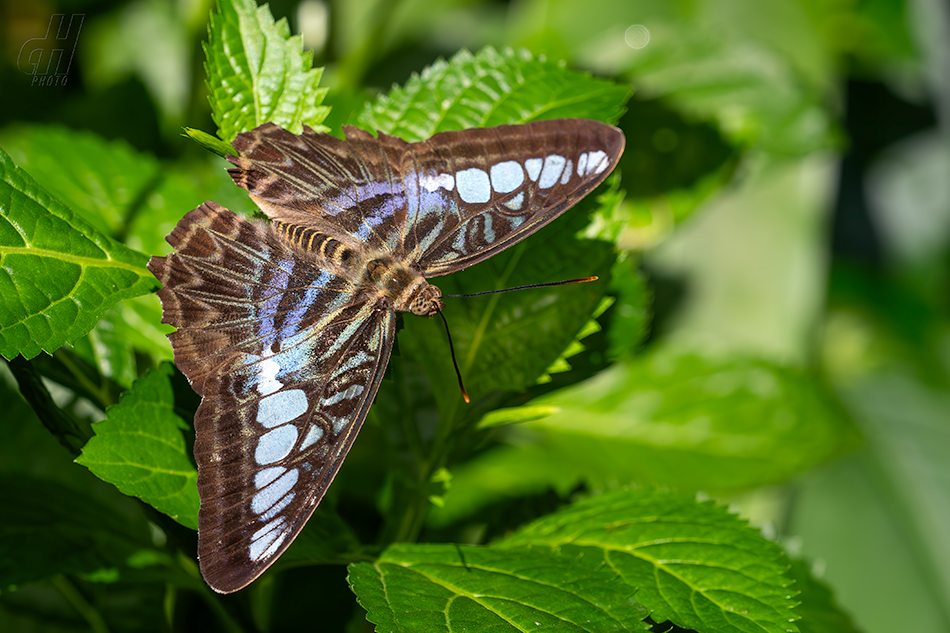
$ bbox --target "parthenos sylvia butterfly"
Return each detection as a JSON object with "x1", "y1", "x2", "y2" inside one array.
[{"x1": 148, "y1": 118, "x2": 625, "y2": 592}]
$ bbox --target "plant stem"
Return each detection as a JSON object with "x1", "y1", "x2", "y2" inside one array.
[
  {"x1": 51, "y1": 575, "x2": 110, "y2": 633},
  {"x1": 7, "y1": 357, "x2": 90, "y2": 455}
]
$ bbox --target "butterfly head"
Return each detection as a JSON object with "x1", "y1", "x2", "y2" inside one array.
[{"x1": 408, "y1": 283, "x2": 443, "y2": 317}]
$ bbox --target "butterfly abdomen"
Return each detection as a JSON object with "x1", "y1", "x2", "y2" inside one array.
[{"x1": 274, "y1": 221, "x2": 355, "y2": 264}]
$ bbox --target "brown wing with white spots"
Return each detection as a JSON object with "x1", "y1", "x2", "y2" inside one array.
[
  {"x1": 225, "y1": 119, "x2": 624, "y2": 275},
  {"x1": 148, "y1": 202, "x2": 395, "y2": 593},
  {"x1": 401, "y1": 118, "x2": 625, "y2": 276}
]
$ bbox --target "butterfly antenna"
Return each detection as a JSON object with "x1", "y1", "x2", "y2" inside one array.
[
  {"x1": 437, "y1": 308, "x2": 470, "y2": 404},
  {"x1": 443, "y1": 276, "x2": 598, "y2": 299}
]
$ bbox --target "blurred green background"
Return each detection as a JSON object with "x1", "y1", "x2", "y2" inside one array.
[{"x1": 2, "y1": 0, "x2": 949, "y2": 631}]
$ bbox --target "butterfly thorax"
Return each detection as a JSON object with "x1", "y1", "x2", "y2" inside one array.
[
  {"x1": 274, "y1": 220, "x2": 443, "y2": 317},
  {"x1": 362, "y1": 255, "x2": 443, "y2": 316}
]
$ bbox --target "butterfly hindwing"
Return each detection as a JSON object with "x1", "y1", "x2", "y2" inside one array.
[
  {"x1": 148, "y1": 202, "x2": 395, "y2": 593},
  {"x1": 192, "y1": 307, "x2": 393, "y2": 593}
]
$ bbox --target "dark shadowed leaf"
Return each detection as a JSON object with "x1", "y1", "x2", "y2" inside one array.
[
  {"x1": 77, "y1": 363, "x2": 199, "y2": 529},
  {"x1": 0, "y1": 474, "x2": 152, "y2": 589}
]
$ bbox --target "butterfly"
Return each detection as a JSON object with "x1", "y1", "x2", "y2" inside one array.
[{"x1": 147, "y1": 118, "x2": 625, "y2": 593}]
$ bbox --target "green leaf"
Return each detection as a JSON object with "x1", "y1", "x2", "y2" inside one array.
[
  {"x1": 349, "y1": 543, "x2": 650, "y2": 633},
  {"x1": 787, "y1": 559, "x2": 861, "y2": 633},
  {"x1": 358, "y1": 46, "x2": 632, "y2": 140},
  {"x1": 0, "y1": 123, "x2": 229, "y2": 257},
  {"x1": 0, "y1": 147, "x2": 158, "y2": 360},
  {"x1": 275, "y1": 509, "x2": 361, "y2": 568},
  {"x1": 109, "y1": 294, "x2": 174, "y2": 364},
  {"x1": 509, "y1": 2, "x2": 835, "y2": 156},
  {"x1": 182, "y1": 126, "x2": 237, "y2": 157},
  {"x1": 433, "y1": 347, "x2": 858, "y2": 524},
  {"x1": 77, "y1": 363, "x2": 199, "y2": 529},
  {"x1": 0, "y1": 126, "x2": 161, "y2": 238},
  {"x1": 621, "y1": 22, "x2": 835, "y2": 155},
  {"x1": 66, "y1": 305, "x2": 138, "y2": 391},
  {"x1": 500, "y1": 489, "x2": 800, "y2": 633},
  {"x1": 204, "y1": 0, "x2": 330, "y2": 141},
  {"x1": 6, "y1": 356, "x2": 94, "y2": 455},
  {"x1": 0, "y1": 474, "x2": 151, "y2": 589},
  {"x1": 603, "y1": 255, "x2": 650, "y2": 359},
  {"x1": 527, "y1": 346, "x2": 858, "y2": 490},
  {"x1": 476, "y1": 404, "x2": 561, "y2": 430}
]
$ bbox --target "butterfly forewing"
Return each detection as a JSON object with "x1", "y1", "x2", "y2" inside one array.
[
  {"x1": 405, "y1": 119, "x2": 625, "y2": 275},
  {"x1": 152, "y1": 119, "x2": 624, "y2": 593},
  {"x1": 148, "y1": 203, "x2": 395, "y2": 593},
  {"x1": 227, "y1": 119, "x2": 624, "y2": 275},
  {"x1": 228, "y1": 123, "x2": 410, "y2": 256}
]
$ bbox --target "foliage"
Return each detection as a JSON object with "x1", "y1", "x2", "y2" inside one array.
[{"x1": 1, "y1": 0, "x2": 943, "y2": 632}]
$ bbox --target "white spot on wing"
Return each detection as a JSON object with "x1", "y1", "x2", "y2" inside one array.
[
  {"x1": 504, "y1": 192, "x2": 525, "y2": 211},
  {"x1": 525, "y1": 158, "x2": 543, "y2": 181},
  {"x1": 538, "y1": 155, "x2": 566, "y2": 189},
  {"x1": 577, "y1": 153, "x2": 588, "y2": 176},
  {"x1": 419, "y1": 172, "x2": 455, "y2": 193},
  {"x1": 320, "y1": 384, "x2": 365, "y2": 407},
  {"x1": 300, "y1": 424, "x2": 324, "y2": 449},
  {"x1": 452, "y1": 226, "x2": 467, "y2": 252},
  {"x1": 482, "y1": 215, "x2": 495, "y2": 243},
  {"x1": 258, "y1": 531, "x2": 288, "y2": 561},
  {"x1": 254, "y1": 466, "x2": 285, "y2": 490},
  {"x1": 328, "y1": 414, "x2": 349, "y2": 434},
  {"x1": 255, "y1": 425, "x2": 298, "y2": 464},
  {"x1": 257, "y1": 389, "x2": 309, "y2": 428},
  {"x1": 257, "y1": 358, "x2": 282, "y2": 395},
  {"x1": 456, "y1": 168, "x2": 491, "y2": 203},
  {"x1": 258, "y1": 492, "x2": 294, "y2": 522},
  {"x1": 490, "y1": 161, "x2": 524, "y2": 194},
  {"x1": 249, "y1": 518, "x2": 288, "y2": 561},
  {"x1": 251, "y1": 468, "x2": 299, "y2": 515},
  {"x1": 586, "y1": 150, "x2": 608, "y2": 174},
  {"x1": 561, "y1": 159, "x2": 573, "y2": 185}
]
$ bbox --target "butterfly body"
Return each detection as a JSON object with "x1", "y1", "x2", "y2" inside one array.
[
  {"x1": 272, "y1": 219, "x2": 443, "y2": 315},
  {"x1": 149, "y1": 119, "x2": 624, "y2": 592}
]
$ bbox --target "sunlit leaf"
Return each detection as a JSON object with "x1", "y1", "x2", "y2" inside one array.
[
  {"x1": 501, "y1": 489, "x2": 800, "y2": 633},
  {"x1": 358, "y1": 46, "x2": 631, "y2": 140},
  {"x1": 0, "y1": 148, "x2": 157, "y2": 360},
  {"x1": 349, "y1": 543, "x2": 650, "y2": 633},
  {"x1": 204, "y1": 0, "x2": 330, "y2": 140}
]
